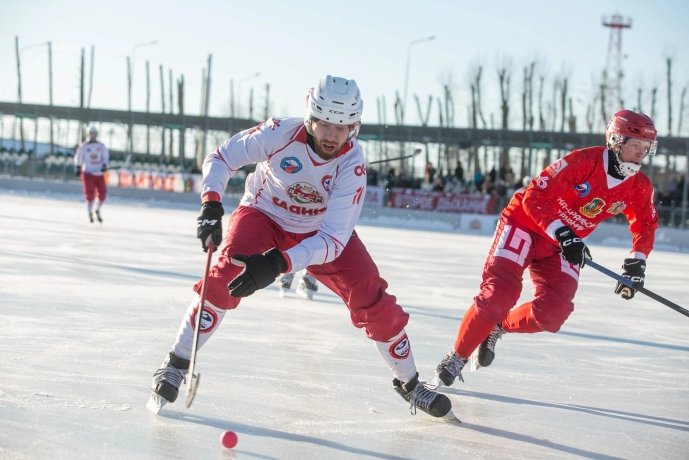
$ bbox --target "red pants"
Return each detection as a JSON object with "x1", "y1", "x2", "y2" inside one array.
[
  {"x1": 81, "y1": 173, "x2": 107, "y2": 203},
  {"x1": 475, "y1": 216, "x2": 580, "y2": 333},
  {"x1": 193, "y1": 206, "x2": 409, "y2": 341}
]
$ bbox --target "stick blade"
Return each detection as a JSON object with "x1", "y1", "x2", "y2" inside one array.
[{"x1": 184, "y1": 372, "x2": 200, "y2": 408}]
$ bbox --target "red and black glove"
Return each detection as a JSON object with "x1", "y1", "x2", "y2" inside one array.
[
  {"x1": 614, "y1": 258, "x2": 646, "y2": 300},
  {"x1": 555, "y1": 226, "x2": 591, "y2": 268},
  {"x1": 196, "y1": 201, "x2": 224, "y2": 252},
  {"x1": 228, "y1": 248, "x2": 287, "y2": 297}
]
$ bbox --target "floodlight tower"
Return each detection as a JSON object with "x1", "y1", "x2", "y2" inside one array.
[{"x1": 601, "y1": 14, "x2": 632, "y2": 120}]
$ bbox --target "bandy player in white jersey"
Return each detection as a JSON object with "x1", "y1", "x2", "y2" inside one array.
[
  {"x1": 74, "y1": 125, "x2": 109, "y2": 223},
  {"x1": 149, "y1": 75, "x2": 452, "y2": 418}
]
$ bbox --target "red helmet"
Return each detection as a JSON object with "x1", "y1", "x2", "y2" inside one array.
[{"x1": 606, "y1": 110, "x2": 658, "y2": 155}]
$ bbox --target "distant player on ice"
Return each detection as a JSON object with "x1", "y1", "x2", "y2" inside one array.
[
  {"x1": 74, "y1": 125, "x2": 109, "y2": 223},
  {"x1": 434, "y1": 110, "x2": 659, "y2": 386},
  {"x1": 149, "y1": 75, "x2": 452, "y2": 418}
]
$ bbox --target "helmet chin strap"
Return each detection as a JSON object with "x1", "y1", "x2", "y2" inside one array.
[{"x1": 613, "y1": 151, "x2": 641, "y2": 177}]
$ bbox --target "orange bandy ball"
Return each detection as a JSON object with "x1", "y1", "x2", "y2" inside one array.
[{"x1": 220, "y1": 430, "x2": 238, "y2": 449}]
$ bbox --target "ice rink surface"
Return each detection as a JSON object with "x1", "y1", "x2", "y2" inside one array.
[{"x1": 1, "y1": 191, "x2": 688, "y2": 459}]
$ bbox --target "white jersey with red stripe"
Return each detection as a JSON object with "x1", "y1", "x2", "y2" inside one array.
[
  {"x1": 201, "y1": 117, "x2": 368, "y2": 272},
  {"x1": 74, "y1": 141, "x2": 109, "y2": 175}
]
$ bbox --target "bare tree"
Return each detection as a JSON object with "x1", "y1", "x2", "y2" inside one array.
[
  {"x1": 585, "y1": 103, "x2": 595, "y2": 132},
  {"x1": 177, "y1": 75, "x2": 185, "y2": 167},
  {"x1": 666, "y1": 56, "x2": 673, "y2": 136},
  {"x1": 496, "y1": 54, "x2": 513, "y2": 130},
  {"x1": 538, "y1": 74, "x2": 546, "y2": 131},
  {"x1": 468, "y1": 63, "x2": 487, "y2": 129},
  {"x1": 636, "y1": 88, "x2": 643, "y2": 112},
  {"x1": 559, "y1": 78, "x2": 568, "y2": 132},
  {"x1": 677, "y1": 84, "x2": 687, "y2": 136}
]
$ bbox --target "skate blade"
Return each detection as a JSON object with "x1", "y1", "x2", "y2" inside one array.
[
  {"x1": 279, "y1": 288, "x2": 289, "y2": 298},
  {"x1": 469, "y1": 349, "x2": 481, "y2": 371},
  {"x1": 429, "y1": 375, "x2": 444, "y2": 389},
  {"x1": 441, "y1": 408, "x2": 462, "y2": 424},
  {"x1": 184, "y1": 372, "x2": 200, "y2": 408},
  {"x1": 146, "y1": 393, "x2": 168, "y2": 415},
  {"x1": 295, "y1": 289, "x2": 315, "y2": 300}
]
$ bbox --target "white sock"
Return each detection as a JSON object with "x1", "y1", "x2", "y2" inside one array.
[
  {"x1": 171, "y1": 295, "x2": 226, "y2": 359},
  {"x1": 374, "y1": 329, "x2": 417, "y2": 382}
]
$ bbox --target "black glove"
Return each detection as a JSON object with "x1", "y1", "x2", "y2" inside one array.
[
  {"x1": 614, "y1": 258, "x2": 646, "y2": 300},
  {"x1": 196, "y1": 201, "x2": 224, "y2": 252},
  {"x1": 555, "y1": 226, "x2": 591, "y2": 268},
  {"x1": 228, "y1": 248, "x2": 287, "y2": 297},
  {"x1": 75, "y1": 165, "x2": 82, "y2": 176},
  {"x1": 101, "y1": 164, "x2": 108, "y2": 172}
]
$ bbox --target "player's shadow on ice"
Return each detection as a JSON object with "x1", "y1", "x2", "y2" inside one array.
[
  {"x1": 558, "y1": 330, "x2": 689, "y2": 353},
  {"x1": 441, "y1": 389, "x2": 689, "y2": 459},
  {"x1": 159, "y1": 411, "x2": 412, "y2": 460},
  {"x1": 448, "y1": 388, "x2": 689, "y2": 432}
]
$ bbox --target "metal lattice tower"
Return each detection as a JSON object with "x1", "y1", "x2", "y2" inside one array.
[{"x1": 601, "y1": 14, "x2": 632, "y2": 120}]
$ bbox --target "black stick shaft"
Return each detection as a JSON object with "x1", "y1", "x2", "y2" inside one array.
[{"x1": 585, "y1": 259, "x2": 689, "y2": 318}]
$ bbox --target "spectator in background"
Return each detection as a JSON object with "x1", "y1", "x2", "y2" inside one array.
[
  {"x1": 367, "y1": 167, "x2": 379, "y2": 186},
  {"x1": 424, "y1": 161, "x2": 437, "y2": 185},
  {"x1": 74, "y1": 126, "x2": 109, "y2": 223},
  {"x1": 454, "y1": 162, "x2": 465, "y2": 185}
]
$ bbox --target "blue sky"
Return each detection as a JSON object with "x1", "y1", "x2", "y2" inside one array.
[{"x1": 1, "y1": 0, "x2": 688, "y2": 134}]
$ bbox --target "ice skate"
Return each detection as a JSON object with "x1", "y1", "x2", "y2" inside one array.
[
  {"x1": 432, "y1": 350, "x2": 468, "y2": 387},
  {"x1": 147, "y1": 352, "x2": 190, "y2": 414},
  {"x1": 88, "y1": 212, "x2": 94, "y2": 224},
  {"x1": 277, "y1": 273, "x2": 294, "y2": 298},
  {"x1": 95, "y1": 209, "x2": 103, "y2": 223},
  {"x1": 393, "y1": 373, "x2": 452, "y2": 418},
  {"x1": 296, "y1": 273, "x2": 318, "y2": 300},
  {"x1": 476, "y1": 323, "x2": 505, "y2": 368}
]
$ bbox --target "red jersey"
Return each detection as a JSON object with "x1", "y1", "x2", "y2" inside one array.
[{"x1": 502, "y1": 146, "x2": 658, "y2": 257}]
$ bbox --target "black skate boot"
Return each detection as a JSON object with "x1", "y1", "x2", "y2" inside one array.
[
  {"x1": 477, "y1": 323, "x2": 505, "y2": 367},
  {"x1": 277, "y1": 273, "x2": 294, "y2": 297},
  {"x1": 393, "y1": 373, "x2": 452, "y2": 418},
  {"x1": 147, "y1": 352, "x2": 190, "y2": 414},
  {"x1": 296, "y1": 273, "x2": 318, "y2": 300},
  {"x1": 433, "y1": 351, "x2": 468, "y2": 387},
  {"x1": 95, "y1": 209, "x2": 103, "y2": 223},
  {"x1": 88, "y1": 212, "x2": 94, "y2": 223}
]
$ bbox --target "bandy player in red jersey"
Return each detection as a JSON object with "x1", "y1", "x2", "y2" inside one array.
[
  {"x1": 149, "y1": 75, "x2": 451, "y2": 418},
  {"x1": 433, "y1": 110, "x2": 659, "y2": 387}
]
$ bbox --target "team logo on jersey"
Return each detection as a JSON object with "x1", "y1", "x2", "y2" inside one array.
[
  {"x1": 580, "y1": 197, "x2": 605, "y2": 218},
  {"x1": 607, "y1": 201, "x2": 626, "y2": 215},
  {"x1": 280, "y1": 157, "x2": 303, "y2": 174},
  {"x1": 321, "y1": 175, "x2": 333, "y2": 192},
  {"x1": 388, "y1": 334, "x2": 410, "y2": 360},
  {"x1": 266, "y1": 118, "x2": 281, "y2": 130},
  {"x1": 191, "y1": 305, "x2": 219, "y2": 334},
  {"x1": 354, "y1": 164, "x2": 366, "y2": 176},
  {"x1": 287, "y1": 182, "x2": 324, "y2": 204},
  {"x1": 573, "y1": 182, "x2": 591, "y2": 197},
  {"x1": 545, "y1": 158, "x2": 568, "y2": 177}
]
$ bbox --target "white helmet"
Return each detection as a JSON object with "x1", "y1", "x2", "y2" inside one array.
[
  {"x1": 87, "y1": 126, "x2": 98, "y2": 135},
  {"x1": 305, "y1": 75, "x2": 363, "y2": 138}
]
